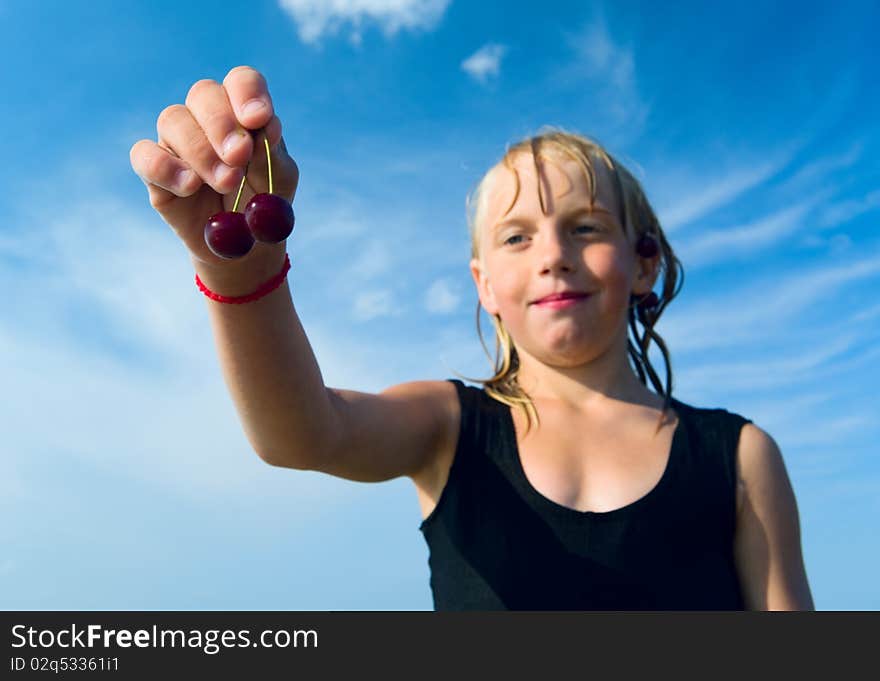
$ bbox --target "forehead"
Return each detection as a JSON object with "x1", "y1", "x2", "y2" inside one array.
[{"x1": 483, "y1": 151, "x2": 618, "y2": 228}]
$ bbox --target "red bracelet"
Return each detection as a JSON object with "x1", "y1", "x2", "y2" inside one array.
[{"x1": 195, "y1": 254, "x2": 291, "y2": 304}]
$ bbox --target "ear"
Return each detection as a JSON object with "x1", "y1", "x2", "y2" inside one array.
[
  {"x1": 631, "y1": 250, "x2": 661, "y2": 296},
  {"x1": 470, "y1": 257, "x2": 500, "y2": 316}
]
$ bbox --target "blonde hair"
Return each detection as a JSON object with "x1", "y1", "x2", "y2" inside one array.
[{"x1": 453, "y1": 126, "x2": 684, "y2": 435}]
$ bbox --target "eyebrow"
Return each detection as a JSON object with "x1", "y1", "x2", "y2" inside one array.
[{"x1": 492, "y1": 204, "x2": 616, "y2": 233}]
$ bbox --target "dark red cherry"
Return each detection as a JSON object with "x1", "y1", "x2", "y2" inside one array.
[
  {"x1": 204, "y1": 211, "x2": 255, "y2": 259},
  {"x1": 244, "y1": 193, "x2": 295, "y2": 243}
]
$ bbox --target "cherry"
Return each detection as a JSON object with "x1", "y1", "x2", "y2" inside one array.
[
  {"x1": 245, "y1": 193, "x2": 295, "y2": 243},
  {"x1": 204, "y1": 211, "x2": 254, "y2": 259},
  {"x1": 201, "y1": 129, "x2": 293, "y2": 256}
]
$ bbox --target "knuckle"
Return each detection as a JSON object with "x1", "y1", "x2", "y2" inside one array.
[
  {"x1": 157, "y1": 104, "x2": 185, "y2": 129},
  {"x1": 186, "y1": 78, "x2": 219, "y2": 104},
  {"x1": 202, "y1": 106, "x2": 230, "y2": 132},
  {"x1": 224, "y1": 64, "x2": 258, "y2": 83},
  {"x1": 184, "y1": 128, "x2": 214, "y2": 163},
  {"x1": 130, "y1": 140, "x2": 157, "y2": 178},
  {"x1": 148, "y1": 187, "x2": 173, "y2": 210},
  {"x1": 145, "y1": 152, "x2": 171, "y2": 183},
  {"x1": 129, "y1": 139, "x2": 146, "y2": 166}
]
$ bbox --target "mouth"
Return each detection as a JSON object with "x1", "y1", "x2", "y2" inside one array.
[
  {"x1": 531, "y1": 292, "x2": 592, "y2": 305},
  {"x1": 532, "y1": 293, "x2": 592, "y2": 309}
]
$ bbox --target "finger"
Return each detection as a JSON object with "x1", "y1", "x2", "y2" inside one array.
[
  {"x1": 156, "y1": 104, "x2": 243, "y2": 195},
  {"x1": 222, "y1": 65, "x2": 275, "y2": 131},
  {"x1": 129, "y1": 138, "x2": 202, "y2": 199},
  {"x1": 185, "y1": 78, "x2": 253, "y2": 170}
]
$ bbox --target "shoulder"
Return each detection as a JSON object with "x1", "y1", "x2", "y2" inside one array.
[
  {"x1": 672, "y1": 401, "x2": 787, "y2": 516},
  {"x1": 405, "y1": 379, "x2": 462, "y2": 484},
  {"x1": 669, "y1": 397, "x2": 754, "y2": 514},
  {"x1": 735, "y1": 422, "x2": 787, "y2": 503},
  {"x1": 730, "y1": 421, "x2": 815, "y2": 610}
]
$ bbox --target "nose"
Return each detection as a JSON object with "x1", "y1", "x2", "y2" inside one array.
[{"x1": 536, "y1": 229, "x2": 574, "y2": 274}]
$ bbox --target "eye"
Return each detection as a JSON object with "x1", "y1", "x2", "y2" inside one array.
[
  {"x1": 574, "y1": 224, "x2": 599, "y2": 234},
  {"x1": 503, "y1": 234, "x2": 525, "y2": 246}
]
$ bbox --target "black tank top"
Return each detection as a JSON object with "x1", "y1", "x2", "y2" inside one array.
[{"x1": 418, "y1": 379, "x2": 753, "y2": 611}]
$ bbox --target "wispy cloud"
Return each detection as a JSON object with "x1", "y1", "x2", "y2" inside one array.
[
  {"x1": 661, "y1": 253, "x2": 880, "y2": 353},
  {"x1": 658, "y1": 158, "x2": 792, "y2": 233},
  {"x1": 555, "y1": 17, "x2": 648, "y2": 139},
  {"x1": 781, "y1": 412, "x2": 877, "y2": 448},
  {"x1": 424, "y1": 277, "x2": 461, "y2": 313},
  {"x1": 818, "y1": 189, "x2": 880, "y2": 229},
  {"x1": 675, "y1": 333, "x2": 858, "y2": 394},
  {"x1": 279, "y1": 0, "x2": 451, "y2": 46},
  {"x1": 1, "y1": 193, "x2": 207, "y2": 365},
  {"x1": 675, "y1": 198, "x2": 819, "y2": 268},
  {"x1": 461, "y1": 43, "x2": 507, "y2": 84},
  {"x1": 850, "y1": 302, "x2": 880, "y2": 323},
  {"x1": 353, "y1": 288, "x2": 396, "y2": 320},
  {"x1": 778, "y1": 142, "x2": 864, "y2": 195},
  {"x1": 349, "y1": 239, "x2": 393, "y2": 280},
  {"x1": 801, "y1": 232, "x2": 855, "y2": 255}
]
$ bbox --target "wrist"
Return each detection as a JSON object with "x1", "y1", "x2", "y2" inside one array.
[{"x1": 192, "y1": 242, "x2": 288, "y2": 298}]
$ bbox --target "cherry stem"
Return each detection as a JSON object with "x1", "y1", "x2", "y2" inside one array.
[
  {"x1": 264, "y1": 135, "x2": 273, "y2": 195},
  {"x1": 231, "y1": 161, "x2": 249, "y2": 213}
]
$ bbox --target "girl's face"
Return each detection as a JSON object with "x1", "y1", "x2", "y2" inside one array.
[{"x1": 470, "y1": 151, "x2": 656, "y2": 370}]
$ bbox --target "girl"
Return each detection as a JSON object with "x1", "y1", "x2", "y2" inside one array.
[{"x1": 130, "y1": 65, "x2": 815, "y2": 611}]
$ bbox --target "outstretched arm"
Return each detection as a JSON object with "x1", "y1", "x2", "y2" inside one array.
[{"x1": 733, "y1": 423, "x2": 815, "y2": 611}]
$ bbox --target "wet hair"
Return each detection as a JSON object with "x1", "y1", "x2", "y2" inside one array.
[{"x1": 454, "y1": 126, "x2": 684, "y2": 436}]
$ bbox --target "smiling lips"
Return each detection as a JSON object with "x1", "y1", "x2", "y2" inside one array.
[
  {"x1": 532, "y1": 291, "x2": 592, "y2": 309},
  {"x1": 532, "y1": 291, "x2": 591, "y2": 304}
]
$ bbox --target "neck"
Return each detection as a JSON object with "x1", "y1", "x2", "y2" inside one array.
[{"x1": 514, "y1": 324, "x2": 662, "y2": 413}]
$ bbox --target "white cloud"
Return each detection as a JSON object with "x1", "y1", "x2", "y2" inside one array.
[
  {"x1": 0, "y1": 192, "x2": 208, "y2": 366},
  {"x1": 658, "y1": 159, "x2": 791, "y2": 232},
  {"x1": 675, "y1": 198, "x2": 817, "y2": 268},
  {"x1": 279, "y1": 0, "x2": 451, "y2": 46},
  {"x1": 661, "y1": 253, "x2": 880, "y2": 353},
  {"x1": 349, "y1": 239, "x2": 393, "y2": 280},
  {"x1": 576, "y1": 24, "x2": 633, "y2": 90},
  {"x1": 823, "y1": 233, "x2": 854, "y2": 254},
  {"x1": 850, "y1": 302, "x2": 880, "y2": 323},
  {"x1": 779, "y1": 142, "x2": 863, "y2": 194},
  {"x1": 353, "y1": 288, "x2": 395, "y2": 320},
  {"x1": 675, "y1": 333, "x2": 858, "y2": 394},
  {"x1": 461, "y1": 43, "x2": 507, "y2": 84},
  {"x1": 292, "y1": 196, "x2": 370, "y2": 250},
  {"x1": 780, "y1": 412, "x2": 877, "y2": 448},
  {"x1": 424, "y1": 278, "x2": 460, "y2": 313},
  {"x1": 555, "y1": 18, "x2": 648, "y2": 138},
  {"x1": 818, "y1": 189, "x2": 880, "y2": 229}
]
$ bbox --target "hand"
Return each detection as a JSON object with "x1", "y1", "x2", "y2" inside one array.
[{"x1": 129, "y1": 66, "x2": 299, "y2": 273}]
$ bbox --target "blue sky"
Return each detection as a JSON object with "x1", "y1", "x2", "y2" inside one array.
[{"x1": 1, "y1": 0, "x2": 877, "y2": 610}]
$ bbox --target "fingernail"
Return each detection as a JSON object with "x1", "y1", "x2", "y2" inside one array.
[
  {"x1": 222, "y1": 131, "x2": 245, "y2": 157},
  {"x1": 242, "y1": 99, "x2": 267, "y2": 117},
  {"x1": 175, "y1": 169, "x2": 195, "y2": 190},
  {"x1": 214, "y1": 162, "x2": 237, "y2": 186}
]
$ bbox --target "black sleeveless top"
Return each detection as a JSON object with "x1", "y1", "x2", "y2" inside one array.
[{"x1": 418, "y1": 379, "x2": 753, "y2": 611}]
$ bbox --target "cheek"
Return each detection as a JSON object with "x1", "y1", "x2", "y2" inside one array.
[
  {"x1": 588, "y1": 246, "x2": 636, "y2": 309},
  {"x1": 483, "y1": 256, "x2": 522, "y2": 302},
  {"x1": 589, "y1": 246, "x2": 633, "y2": 287}
]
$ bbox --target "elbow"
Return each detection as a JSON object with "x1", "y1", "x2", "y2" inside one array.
[
  {"x1": 250, "y1": 392, "x2": 342, "y2": 471},
  {"x1": 254, "y1": 444, "x2": 318, "y2": 470}
]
